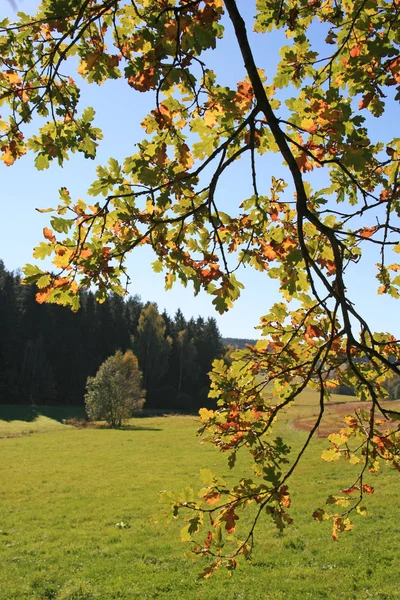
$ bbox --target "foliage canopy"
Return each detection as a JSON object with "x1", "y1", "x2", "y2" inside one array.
[
  {"x1": 1, "y1": 0, "x2": 400, "y2": 575},
  {"x1": 85, "y1": 349, "x2": 145, "y2": 427}
]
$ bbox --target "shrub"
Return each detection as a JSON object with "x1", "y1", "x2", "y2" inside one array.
[{"x1": 84, "y1": 350, "x2": 145, "y2": 427}]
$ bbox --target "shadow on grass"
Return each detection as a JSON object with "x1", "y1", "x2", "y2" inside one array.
[
  {"x1": 0, "y1": 405, "x2": 165, "y2": 432},
  {"x1": 0, "y1": 404, "x2": 199, "y2": 424},
  {"x1": 0, "y1": 404, "x2": 87, "y2": 423},
  {"x1": 94, "y1": 424, "x2": 163, "y2": 432}
]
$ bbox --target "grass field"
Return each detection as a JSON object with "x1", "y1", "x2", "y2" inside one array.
[{"x1": 1, "y1": 394, "x2": 400, "y2": 600}]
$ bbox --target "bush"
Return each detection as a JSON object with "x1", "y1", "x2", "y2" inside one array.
[{"x1": 84, "y1": 350, "x2": 145, "y2": 427}]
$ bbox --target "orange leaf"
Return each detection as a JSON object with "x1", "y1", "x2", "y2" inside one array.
[
  {"x1": 359, "y1": 226, "x2": 376, "y2": 238},
  {"x1": 36, "y1": 289, "x2": 51, "y2": 304},
  {"x1": 53, "y1": 277, "x2": 69, "y2": 288},
  {"x1": 350, "y1": 45, "x2": 361, "y2": 58},
  {"x1": 341, "y1": 486, "x2": 358, "y2": 495},
  {"x1": 296, "y1": 152, "x2": 313, "y2": 173},
  {"x1": 362, "y1": 484, "x2": 374, "y2": 495},
  {"x1": 261, "y1": 242, "x2": 278, "y2": 260},
  {"x1": 128, "y1": 67, "x2": 156, "y2": 92},
  {"x1": 305, "y1": 324, "x2": 324, "y2": 338},
  {"x1": 205, "y1": 492, "x2": 221, "y2": 505},
  {"x1": 5, "y1": 70, "x2": 21, "y2": 85},
  {"x1": 224, "y1": 508, "x2": 239, "y2": 534},
  {"x1": 80, "y1": 248, "x2": 92, "y2": 259},
  {"x1": 0, "y1": 150, "x2": 16, "y2": 166},
  {"x1": 380, "y1": 189, "x2": 390, "y2": 202},
  {"x1": 43, "y1": 227, "x2": 56, "y2": 243},
  {"x1": 236, "y1": 80, "x2": 253, "y2": 100},
  {"x1": 279, "y1": 485, "x2": 291, "y2": 508}
]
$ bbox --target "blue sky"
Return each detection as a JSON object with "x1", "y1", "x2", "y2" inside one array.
[{"x1": 1, "y1": 0, "x2": 399, "y2": 339}]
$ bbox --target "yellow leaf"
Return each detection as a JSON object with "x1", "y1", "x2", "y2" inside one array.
[
  {"x1": 199, "y1": 408, "x2": 214, "y2": 420},
  {"x1": 165, "y1": 273, "x2": 174, "y2": 290},
  {"x1": 146, "y1": 199, "x2": 154, "y2": 214},
  {"x1": 327, "y1": 433, "x2": 348, "y2": 446},
  {"x1": 77, "y1": 52, "x2": 100, "y2": 75},
  {"x1": 204, "y1": 111, "x2": 218, "y2": 127},
  {"x1": 321, "y1": 448, "x2": 340, "y2": 462},
  {"x1": 0, "y1": 151, "x2": 15, "y2": 166},
  {"x1": 301, "y1": 117, "x2": 317, "y2": 134}
]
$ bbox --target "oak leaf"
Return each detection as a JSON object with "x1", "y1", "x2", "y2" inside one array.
[{"x1": 43, "y1": 227, "x2": 56, "y2": 243}]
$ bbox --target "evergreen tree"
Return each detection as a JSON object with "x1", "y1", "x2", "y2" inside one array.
[
  {"x1": 0, "y1": 263, "x2": 20, "y2": 401},
  {"x1": 133, "y1": 303, "x2": 171, "y2": 406}
]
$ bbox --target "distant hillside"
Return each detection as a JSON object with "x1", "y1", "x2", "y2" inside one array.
[{"x1": 222, "y1": 337, "x2": 258, "y2": 349}]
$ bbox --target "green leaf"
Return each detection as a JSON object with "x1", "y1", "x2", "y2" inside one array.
[
  {"x1": 35, "y1": 154, "x2": 49, "y2": 170},
  {"x1": 33, "y1": 242, "x2": 53, "y2": 259},
  {"x1": 50, "y1": 217, "x2": 75, "y2": 234},
  {"x1": 180, "y1": 516, "x2": 201, "y2": 542},
  {"x1": 81, "y1": 107, "x2": 95, "y2": 124}
]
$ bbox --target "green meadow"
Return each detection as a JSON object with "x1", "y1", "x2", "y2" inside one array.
[{"x1": 1, "y1": 394, "x2": 399, "y2": 600}]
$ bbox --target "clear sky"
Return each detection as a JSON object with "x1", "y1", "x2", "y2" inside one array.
[{"x1": 1, "y1": 0, "x2": 399, "y2": 339}]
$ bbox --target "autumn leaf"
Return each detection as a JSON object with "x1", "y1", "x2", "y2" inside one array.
[
  {"x1": 153, "y1": 143, "x2": 168, "y2": 168},
  {"x1": 36, "y1": 288, "x2": 51, "y2": 304},
  {"x1": 261, "y1": 242, "x2": 277, "y2": 260},
  {"x1": 79, "y1": 248, "x2": 92, "y2": 259},
  {"x1": 358, "y1": 92, "x2": 374, "y2": 110},
  {"x1": 332, "y1": 516, "x2": 353, "y2": 541},
  {"x1": 296, "y1": 152, "x2": 313, "y2": 172},
  {"x1": 341, "y1": 486, "x2": 358, "y2": 495},
  {"x1": 223, "y1": 508, "x2": 239, "y2": 534},
  {"x1": 107, "y1": 55, "x2": 120, "y2": 69},
  {"x1": 198, "y1": 560, "x2": 221, "y2": 580},
  {"x1": 301, "y1": 117, "x2": 317, "y2": 134},
  {"x1": 204, "y1": 491, "x2": 221, "y2": 505},
  {"x1": 178, "y1": 143, "x2": 194, "y2": 170},
  {"x1": 279, "y1": 485, "x2": 291, "y2": 508},
  {"x1": 328, "y1": 433, "x2": 348, "y2": 446},
  {"x1": 128, "y1": 67, "x2": 156, "y2": 92},
  {"x1": 77, "y1": 52, "x2": 101, "y2": 75},
  {"x1": 350, "y1": 45, "x2": 361, "y2": 58},
  {"x1": 321, "y1": 448, "x2": 340, "y2": 462},
  {"x1": 359, "y1": 226, "x2": 377, "y2": 238},
  {"x1": 312, "y1": 508, "x2": 329, "y2": 522},
  {"x1": 0, "y1": 150, "x2": 16, "y2": 166},
  {"x1": 43, "y1": 227, "x2": 56, "y2": 243},
  {"x1": 53, "y1": 277, "x2": 69, "y2": 288},
  {"x1": 305, "y1": 324, "x2": 324, "y2": 338},
  {"x1": 199, "y1": 408, "x2": 214, "y2": 420}
]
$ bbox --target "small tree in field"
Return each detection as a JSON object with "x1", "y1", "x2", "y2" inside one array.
[{"x1": 85, "y1": 350, "x2": 145, "y2": 428}]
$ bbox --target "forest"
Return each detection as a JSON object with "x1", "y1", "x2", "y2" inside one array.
[{"x1": 0, "y1": 260, "x2": 225, "y2": 411}]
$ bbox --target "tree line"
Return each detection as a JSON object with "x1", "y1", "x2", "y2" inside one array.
[{"x1": 0, "y1": 260, "x2": 225, "y2": 411}]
